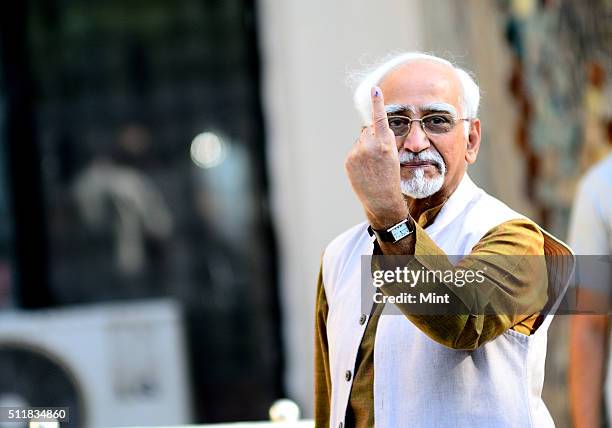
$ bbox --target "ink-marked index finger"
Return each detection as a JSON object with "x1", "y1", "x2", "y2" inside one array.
[{"x1": 371, "y1": 86, "x2": 391, "y2": 138}]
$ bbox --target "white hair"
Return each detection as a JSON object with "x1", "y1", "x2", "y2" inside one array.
[{"x1": 351, "y1": 52, "x2": 480, "y2": 134}]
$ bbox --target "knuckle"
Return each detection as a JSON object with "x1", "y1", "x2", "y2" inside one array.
[
  {"x1": 374, "y1": 116, "x2": 388, "y2": 126},
  {"x1": 379, "y1": 144, "x2": 393, "y2": 155}
]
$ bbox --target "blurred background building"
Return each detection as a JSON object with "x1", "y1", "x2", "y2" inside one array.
[{"x1": 0, "y1": 0, "x2": 609, "y2": 426}]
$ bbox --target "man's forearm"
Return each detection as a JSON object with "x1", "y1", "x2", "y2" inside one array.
[
  {"x1": 373, "y1": 253, "x2": 546, "y2": 349},
  {"x1": 570, "y1": 314, "x2": 608, "y2": 428},
  {"x1": 371, "y1": 220, "x2": 548, "y2": 349}
]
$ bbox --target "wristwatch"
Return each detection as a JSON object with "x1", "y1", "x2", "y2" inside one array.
[{"x1": 368, "y1": 218, "x2": 413, "y2": 243}]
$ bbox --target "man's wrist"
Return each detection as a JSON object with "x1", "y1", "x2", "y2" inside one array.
[{"x1": 366, "y1": 204, "x2": 410, "y2": 231}]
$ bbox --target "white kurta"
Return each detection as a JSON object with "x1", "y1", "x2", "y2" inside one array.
[{"x1": 322, "y1": 174, "x2": 573, "y2": 428}]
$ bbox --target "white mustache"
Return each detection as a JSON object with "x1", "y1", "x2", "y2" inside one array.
[{"x1": 399, "y1": 149, "x2": 445, "y2": 172}]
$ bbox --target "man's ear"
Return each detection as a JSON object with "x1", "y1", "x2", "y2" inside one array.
[{"x1": 465, "y1": 119, "x2": 481, "y2": 165}]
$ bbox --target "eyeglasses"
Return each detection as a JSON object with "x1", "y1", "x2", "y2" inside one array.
[{"x1": 387, "y1": 114, "x2": 471, "y2": 137}]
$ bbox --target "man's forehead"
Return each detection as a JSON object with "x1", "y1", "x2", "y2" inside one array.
[{"x1": 379, "y1": 60, "x2": 462, "y2": 107}]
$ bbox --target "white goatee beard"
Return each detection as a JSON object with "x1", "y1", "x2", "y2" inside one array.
[{"x1": 399, "y1": 149, "x2": 446, "y2": 199}]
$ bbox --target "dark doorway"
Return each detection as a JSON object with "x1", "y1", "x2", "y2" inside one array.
[{"x1": 0, "y1": 0, "x2": 283, "y2": 422}]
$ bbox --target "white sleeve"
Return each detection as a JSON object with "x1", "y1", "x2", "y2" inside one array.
[
  {"x1": 568, "y1": 179, "x2": 611, "y2": 255},
  {"x1": 568, "y1": 177, "x2": 612, "y2": 295}
]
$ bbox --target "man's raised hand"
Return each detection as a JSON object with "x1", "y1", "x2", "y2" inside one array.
[{"x1": 344, "y1": 87, "x2": 408, "y2": 229}]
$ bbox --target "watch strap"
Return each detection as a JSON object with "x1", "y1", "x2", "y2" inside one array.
[{"x1": 367, "y1": 218, "x2": 413, "y2": 243}]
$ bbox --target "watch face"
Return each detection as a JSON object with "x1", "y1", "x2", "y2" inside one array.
[{"x1": 390, "y1": 222, "x2": 410, "y2": 241}]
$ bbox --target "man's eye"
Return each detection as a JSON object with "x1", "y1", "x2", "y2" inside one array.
[
  {"x1": 388, "y1": 118, "x2": 408, "y2": 128},
  {"x1": 425, "y1": 115, "x2": 452, "y2": 125}
]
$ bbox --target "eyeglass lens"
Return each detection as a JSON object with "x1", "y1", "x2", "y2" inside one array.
[{"x1": 387, "y1": 115, "x2": 455, "y2": 136}]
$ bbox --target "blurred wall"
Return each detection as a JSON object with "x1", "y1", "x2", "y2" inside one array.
[
  {"x1": 258, "y1": 0, "x2": 423, "y2": 415},
  {"x1": 258, "y1": 0, "x2": 537, "y2": 418}
]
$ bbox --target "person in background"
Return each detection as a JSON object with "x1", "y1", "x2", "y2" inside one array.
[
  {"x1": 73, "y1": 122, "x2": 173, "y2": 298},
  {"x1": 569, "y1": 148, "x2": 612, "y2": 428}
]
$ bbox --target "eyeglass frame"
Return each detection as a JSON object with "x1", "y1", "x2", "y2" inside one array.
[{"x1": 386, "y1": 113, "x2": 472, "y2": 138}]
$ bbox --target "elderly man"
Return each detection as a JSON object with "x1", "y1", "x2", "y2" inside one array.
[{"x1": 314, "y1": 52, "x2": 573, "y2": 428}]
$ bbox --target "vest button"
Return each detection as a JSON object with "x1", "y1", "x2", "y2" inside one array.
[
  {"x1": 345, "y1": 370, "x2": 352, "y2": 381},
  {"x1": 359, "y1": 314, "x2": 367, "y2": 325}
]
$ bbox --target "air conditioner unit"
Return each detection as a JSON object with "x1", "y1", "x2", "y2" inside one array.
[{"x1": 0, "y1": 299, "x2": 192, "y2": 428}]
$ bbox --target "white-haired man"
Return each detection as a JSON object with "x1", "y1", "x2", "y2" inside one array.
[{"x1": 314, "y1": 52, "x2": 573, "y2": 428}]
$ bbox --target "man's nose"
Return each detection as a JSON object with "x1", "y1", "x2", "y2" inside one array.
[{"x1": 398, "y1": 122, "x2": 431, "y2": 153}]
